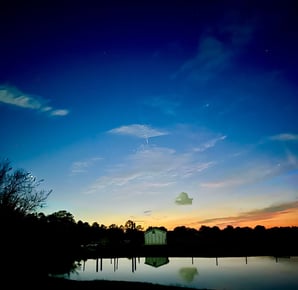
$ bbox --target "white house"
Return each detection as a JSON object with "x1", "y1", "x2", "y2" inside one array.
[{"x1": 144, "y1": 228, "x2": 167, "y2": 245}]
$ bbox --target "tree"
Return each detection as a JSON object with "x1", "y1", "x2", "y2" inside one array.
[
  {"x1": 125, "y1": 219, "x2": 136, "y2": 231},
  {"x1": 47, "y1": 210, "x2": 75, "y2": 224},
  {"x1": 0, "y1": 159, "x2": 52, "y2": 216}
]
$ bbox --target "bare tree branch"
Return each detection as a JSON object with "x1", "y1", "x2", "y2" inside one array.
[{"x1": 0, "y1": 159, "x2": 52, "y2": 215}]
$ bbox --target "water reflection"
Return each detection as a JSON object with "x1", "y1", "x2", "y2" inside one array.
[
  {"x1": 85, "y1": 256, "x2": 170, "y2": 272},
  {"x1": 90, "y1": 256, "x2": 148, "y2": 273},
  {"x1": 145, "y1": 257, "x2": 169, "y2": 268},
  {"x1": 179, "y1": 267, "x2": 198, "y2": 282},
  {"x1": 66, "y1": 256, "x2": 298, "y2": 290},
  {"x1": 76, "y1": 255, "x2": 294, "y2": 273}
]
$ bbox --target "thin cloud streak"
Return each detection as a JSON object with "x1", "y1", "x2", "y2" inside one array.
[
  {"x1": 108, "y1": 124, "x2": 168, "y2": 142},
  {"x1": 193, "y1": 135, "x2": 227, "y2": 152},
  {"x1": 172, "y1": 36, "x2": 231, "y2": 82},
  {"x1": 51, "y1": 109, "x2": 69, "y2": 116},
  {"x1": 269, "y1": 133, "x2": 298, "y2": 141},
  {"x1": 0, "y1": 85, "x2": 69, "y2": 117},
  {"x1": 172, "y1": 22, "x2": 253, "y2": 82},
  {"x1": 144, "y1": 96, "x2": 180, "y2": 116},
  {"x1": 200, "y1": 153, "x2": 298, "y2": 189},
  {"x1": 197, "y1": 200, "x2": 298, "y2": 226},
  {"x1": 200, "y1": 178, "x2": 243, "y2": 189},
  {"x1": 84, "y1": 145, "x2": 214, "y2": 196},
  {"x1": 70, "y1": 157, "x2": 103, "y2": 175}
]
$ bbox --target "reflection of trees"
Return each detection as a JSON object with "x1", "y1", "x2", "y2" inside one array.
[
  {"x1": 47, "y1": 258, "x2": 80, "y2": 276},
  {"x1": 179, "y1": 267, "x2": 198, "y2": 282}
]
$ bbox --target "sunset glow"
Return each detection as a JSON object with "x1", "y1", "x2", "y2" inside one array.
[{"x1": 1, "y1": 1, "x2": 297, "y2": 230}]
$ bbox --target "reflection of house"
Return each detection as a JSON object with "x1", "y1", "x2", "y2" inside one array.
[
  {"x1": 144, "y1": 228, "x2": 167, "y2": 245},
  {"x1": 145, "y1": 257, "x2": 169, "y2": 268}
]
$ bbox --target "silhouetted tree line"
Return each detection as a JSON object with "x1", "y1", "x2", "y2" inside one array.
[
  {"x1": 1, "y1": 159, "x2": 298, "y2": 282},
  {"x1": 167, "y1": 224, "x2": 298, "y2": 257}
]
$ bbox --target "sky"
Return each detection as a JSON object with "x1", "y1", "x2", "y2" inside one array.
[{"x1": 1, "y1": 0, "x2": 298, "y2": 230}]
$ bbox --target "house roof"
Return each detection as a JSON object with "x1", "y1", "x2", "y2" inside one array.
[{"x1": 145, "y1": 227, "x2": 167, "y2": 235}]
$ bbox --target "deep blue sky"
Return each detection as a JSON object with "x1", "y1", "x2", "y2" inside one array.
[{"x1": 1, "y1": 0, "x2": 297, "y2": 229}]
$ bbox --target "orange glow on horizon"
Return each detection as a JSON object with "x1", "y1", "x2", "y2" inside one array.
[{"x1": 74, "y1": 206, "x2": 298, "y2": 231}]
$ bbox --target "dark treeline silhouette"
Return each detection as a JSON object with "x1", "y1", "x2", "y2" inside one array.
[
  {"x1": 1, "y1": 159, "x2": 298, "y2": 284},
  {"x1": 2, "y1": 209, "x2": 298, "y2": 276}
]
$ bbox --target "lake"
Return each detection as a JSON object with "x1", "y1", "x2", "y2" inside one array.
[{"x1": 64, "y1": 256, "x2": 298, "y2": 290}]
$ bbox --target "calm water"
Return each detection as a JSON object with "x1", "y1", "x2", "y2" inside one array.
[{"x1": 65, "y1": 256, "x2": 298, "y2": 290}]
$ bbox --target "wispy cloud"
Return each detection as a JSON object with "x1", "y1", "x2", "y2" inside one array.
[
  {"x1": 144, "y1": 96, "x2": 180, "y2": 116},
  {"x1": 70, "y1": 157, "x2": 103, "y2": 175},
  {"x1": 200, "y1": 152, "x2": 298, "y2": 189},
  {"x1": 269, "y1": 133, "x2": 298, "y2": 141},
  {"x1": 108, "y1": 124, "x2": 168, "y2": 143},
  {"x1": 0, "y1": 85, "x2": 69, "y2": 117},
  {"x1": 51, "y1": 109, "x2": 69, "y2": 116},
  {"x1": 193, "y1": 135, "x2": 226, "y2": 152},
  {"x1": 200, "y1": 178, "x2": 244, "y2": 189},
  {"x1": 173, "y1": 36, "x2": 231, "y2": 82},
  {"x1": 172, "y1": 22, "x2": 253, "y2": 82},
  {"x1": 285, "y1": 150, "x2": 298, "y2": 167},
  {"x1": 85, "y1": 145, "x2": 214, "y2": 196},
  {"x1": 197, "y1": 200, "x2": 298, "y2": 227}
]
